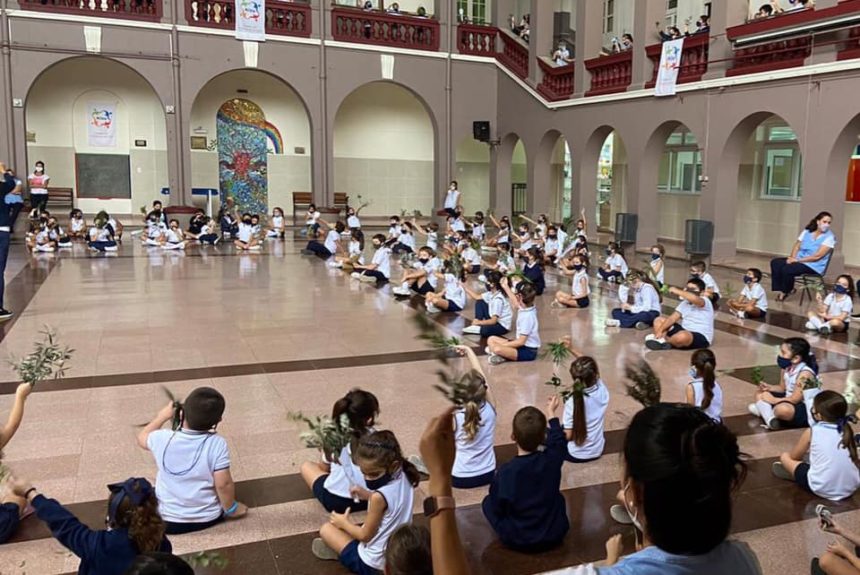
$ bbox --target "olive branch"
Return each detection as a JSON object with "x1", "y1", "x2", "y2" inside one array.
[
  {"x1": 183, "y1": 551, "x2": 229, "y2": 569},
  {"x1": 9, "y1": 327, "x2": 73, "y2": 388},
  {"x1": 287, "y1": 412, "x2": 353, "y2": 464}
]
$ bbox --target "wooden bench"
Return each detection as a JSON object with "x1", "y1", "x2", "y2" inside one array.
[
  {"x1": 43, "y1": 188, "x2": 74, "y2": 212},
  {"x1": 292, "y1": 192, "x2": 351, "y2": 224},
  {"x1": 292, "y1": 192, "x2": 312, "y2": 225}
]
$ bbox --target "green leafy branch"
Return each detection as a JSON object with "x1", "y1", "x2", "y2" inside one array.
[
  {"x1": 184, "y1": 551, "x2": 229, "y2": 569},
  {"x1": 722, "y1": 281, "x2": 737, "y2": 301},
  {"x1": 803, "y1": 375, "x2": 824, "y2": 391},
  {"x1": 287, "y1": 412, "x2": 353, "y2": 464},
  {"x1": 845, "y1": 377, "x2": 860, "y2": 414},
  {"x1": 9, "y1": 327, "x2": 73, "y2": 388},
  {"x1": 751, "y1": 366, "x2": 764, "y2": 387},
  {"x1": 412, "y1": 312, "x2": 461, "y2": 363},
  {"x1": 624, "y1": 359, "x2": 662, "y2": 407}
]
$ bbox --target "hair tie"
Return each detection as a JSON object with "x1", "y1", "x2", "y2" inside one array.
[{"x1": 837, "y1": 415, "x2": 858, "y2": 434}]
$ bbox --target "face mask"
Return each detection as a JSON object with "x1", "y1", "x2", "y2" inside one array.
[
  {"x1": 418, "y1": 257, "x2": 429, "y2": 263},
  {"x1": 35, "y1": 166, "x2": 43, "y2": 173},
  {"x1": 573, "y1": 264, "x2": 584, "y2": 271},
  {"x1": 365, "y1": 473, "x2": 393, "y2": 491},
  {"x1": 605, "y1": 248, "x2": 612, "y2": 255},
  {"x1": 686, "y1": 288, "x2": 700, "y2": 295},
  {"x1": 835, "y1": 284, "x2": 849, "y2": 295},
  {"x1": 743, "y1": 276, "x2": 752, "y2": 284},
  {"x1": 401, "y1": 228, "x2": 408, "y2": 235},
  {"x1": 243, "y1": 219, "x2": 251, "y2": 224},
  {"x1": 690, "y1": 271, "x2": 700, "y2": 277},
  {"x1": 373, "y1": 242, "x2": 381, "y2": 248},
  {"x1": 651, "y1": 253, "x2": 660, "y2": 261},
  {"x1": 689, "y1": 366, "x2": 699, "y2": 379},
  {"x1": 819, "y1": 223, "x2": 831, "y2": 232},
  {"x1": 390, "y1": 221, "x2": 397, "y2": 226},
  {"x1": 548, "y1": 235, "x2": 557, "y2": 240},
  {"x1": 622, "y1": 481, "x2": 644, "y2": 532},
  {"x1": 777, "y1": 356, "x2": 794, "y2": 370}
]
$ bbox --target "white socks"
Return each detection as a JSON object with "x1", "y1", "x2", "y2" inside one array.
[
  {"x1": 806, "y1": 316, "x2": 824, "y2": 330},
  {"x1": 756, "y1": 400, "x2": 776, "y2": 427}
]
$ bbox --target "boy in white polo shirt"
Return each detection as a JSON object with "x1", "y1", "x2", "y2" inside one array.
[
  {"x1": 486, "y1": 279, "x2": 541, "y2": 365},
  {"x1": 137, "y1": 386, "x2": 247, "y2": 534},
  {"x1": 645, "y1": 277, "x2": 714, "y2": 351}
]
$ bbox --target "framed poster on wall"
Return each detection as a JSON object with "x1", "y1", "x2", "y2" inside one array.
[{"x1": 75, "y1": 154, "x2": 131, "y2": 199}]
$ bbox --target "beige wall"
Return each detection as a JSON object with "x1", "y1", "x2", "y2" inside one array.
[
  {"x1": 657, "y1": 193, "x2": 700, "y2": 240},
  {"x1": 454, "y1": 138, "x2": 490, "y2": 215},
  {"x1": 189, "y1": 70, "x2": 312, "y2": 216},
  {"x1": 25, "y1": 57, "x2": 168, "y2": 213},
  {"x1": 844, "y1": 203, "x2": 860, "y2": 267}
]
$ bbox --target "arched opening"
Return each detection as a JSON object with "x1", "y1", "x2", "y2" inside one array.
[
  {"x1": 596, "y1": 131, "x2": 627, "y2": 231},
  {"x1": 657, "y1": 124, "x2": 701, "y2": 240},
  {"x1": 25, "y1": 56, "x2": 168, "y2": 215},
  {"x1": 454, "y1": 135, "x2": 490, "y2": 215},
  {"x1": 533, "y1": 130, "x2": 570, "y2": 221},
  {"x1": 189, "y1": 69, "x2": 311, "y2": 216},
  {"x1": 511, "y1": 139, "x2": 527, "y2": 216},
  {"x1": 735, "y1": 115, "x2": 802, "y2": 253},
  {"x1": 333, "y1": 82, "x2": 435, "y2": 216}
]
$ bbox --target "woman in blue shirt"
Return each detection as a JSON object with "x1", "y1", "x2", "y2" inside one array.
[{"x1": 770, "y1": 211, "x2": 836, "y2": 302}]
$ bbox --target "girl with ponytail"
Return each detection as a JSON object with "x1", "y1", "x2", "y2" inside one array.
[
  {"x1": 9, "y1": 475, "x2": 171, "y2": 575},
  {"x1": 300, "y1": 388, "x2": 380, "y2": 513},
  {"x1": 686, "y1": 349, "x2": 723, "y2": 422},
  {"x1": 313, "y1": 430, "x2": 419, "y2": 574},
  {"x1": 774, "y1": 390, "x2": 860, "y2": 501},
  {"x1": 451, "y1": 345, "x2": 497, "y2": 488},
  {"x1": 562, "y1": 350, "x2": 610, "y2": 463},
  {"x1": 749, "y1": 336, "x2": 819, "y2": 430}
]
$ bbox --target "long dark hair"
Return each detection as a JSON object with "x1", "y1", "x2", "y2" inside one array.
[
  {"x1": 784, "y1": 337, "x2": 819, "y2": 374},
  {"x1": 332, "y1": 388, "x2": 379, "y2": 449},
  {"x1": 354, "y1": 430, "x2": 421, "y2": 487},
  {"x1": 123, "y1": 553, "x2": 194, "y2": 575},
  {"x1": 805, "y1": 211, "x2": 832, "y2": 233},
  {"x1": 384, "y1": 525, "x2": 432, "y2": 575},
  {"x1": 691, "y1": 349, "x2": 717, "y2": 410},
  {"x1": 108, "y1": 485, "x2": 165, "y2": 553},
  {"x1": 569, "y1": 356, "x2": 599, "y2": 446},
  {"x1": 813, "y1": 391, "x2": 860, "y2": 471},
  {"x1": 623, "y1": 404, "x2": 747, "y2": 555}
]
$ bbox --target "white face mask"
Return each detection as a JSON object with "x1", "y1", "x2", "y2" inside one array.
[
  {"x1": 35, "y1": 166, "x2": 43, "y2": 173},
  {"x1": 819, "y1": 222, "x2": 831, "y2": 232},
  {"x1": 623, "y1": 481, "x2": 644, "y2": 532}
]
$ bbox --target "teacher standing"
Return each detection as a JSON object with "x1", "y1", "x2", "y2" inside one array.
[
  {"x1": 770, "y1": 211, "x2": 835, "y2": 302},
  {"x1": 27, "y1": 160, "x2": 49, "y2": 217}
]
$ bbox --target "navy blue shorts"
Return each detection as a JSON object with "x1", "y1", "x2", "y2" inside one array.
[
  {"x1": 452, "y1": 470, "x2": 495, "y2": 489},
  {"x1": 575, "y1": 296, "x2": 590, "y2": 308},
  {"x1": 516, "y1": 346, "x2": 539, "y2": 362},
  {"x1": 312, "y1": 475, "x2": 368, "y2": 514},
  {"x1": 445, "y1": 299, "x2": 463, "y2": 312},
  {"x1": 339, "y1": 540, "x2": 382, "y2": 575},
  {"x1": 771, "y1": 392, "x2": 808, "y2": 427},
  {"x1": 666, "y1": 324, "x2": 710, "y2": 349},
  {"x1": 794, "y1": 462, "x2": 812, "y2": 492},
  {"x1": 0, "y1": 503, "x2": 20, "y2": 544}
]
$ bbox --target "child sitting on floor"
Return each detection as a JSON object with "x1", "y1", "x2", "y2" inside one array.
[
  {"x1": 68, "y1": 209, "x2": 87, "y2": 240},
  {"x1": 425, "y1": 259, "x2": 467, "y2": 314},
  {"x1": 650, "y1": 244, "x2": 665, "y2": 287},
  {"x1": 598, "y1": 242, "x2": 628, "y2": 283},
  {"x1": 266, "y1": 207, "x2": 286, "y2": 239},
  {"x1": 605, "y1": 270, "x2": 662, "y2": 329},
  {"x1": 486, "y1": 278, "x2": 540, "y2": 366},
  {"x1": 450, "y1": 345, "x2": 497, "y2": 488},
  {"x1": 462, "y1": 270, "x2": 512, "y2": 338},
  {"x1": 560, "y1": 344, "x2": 609, "y2": 463},
  {"x1": 482, "y1": 396, "x2": 569, "y2": 552},
  {"x1": 522, "y1": 247, "x2": 546, "y2": 296},
  {"x1": 351, "y1": 234, "x2": 392, "y2": 284},
  {"x1": 392, "y1": 246, "x2": 440, "y2": 296},
  {"x1": 329, "y1": 229, "x2": 366, "y2": 272},
  {"x1": 686, "y1": 349, "x2": 722, "y2": 422},
  {"x1": 554, "y1": 253, "x2": 590, "y2": 309},
  {"x1": 806, "y1": 274, "x2": 854, "y2": 335},
  {"x1": 690, "y1": 260, "x2": 721, "y2": 306},
  {"x1": 234, "y1": 213, "x2": 261, "y2": 251},
  {"x1": 726, "y1": 268, "x2": 768, "y2": 319},
  {"x1": 645, "y1": 278, "x2": 714, "y2": 351},
  {"x1": 137, "y1": 387, "x2": 247, "y2": 535}
]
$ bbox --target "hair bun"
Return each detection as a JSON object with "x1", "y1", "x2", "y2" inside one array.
[{"x1": 684, "y1": 420, "x2": 746, "y2": 489}]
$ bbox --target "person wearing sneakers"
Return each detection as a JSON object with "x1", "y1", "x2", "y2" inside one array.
[
  {"x1": 303, "y1": 219, "x2": 342, "y2": 258},
  {"x1": 392, "y1": 246, "x2": 440, "y2": 296},
  {"x1": 485, "y1": 279, "x2": 540, "y2": 366},
  {"x1": 644, "y1": 278, "x2": 714, "y2": 351},
  {"x1": 806, "y1": 274, "x2": 854, "y2": 335},
  {"x1": 462, "y1": 270, "x2": 512, "y2": 338},
  {"x1": 554, "y1": 253, "x2": 590, "y2": 309},
  {"x1": 772, "y1": 391, "x2": 860, "y2": 502},
  {"x1": 605, "y1": 270, "x2": 662, "y2": 329},
  {"x1": 424, "y1": 260, "x2": 467, "y2": 314},
  {"x1": 351, "y1": 234, "x2": 392, "y2": 284},
  {"x1": 749, "y1": 337, "x2": 819, "y2": 430},
  {"x1": 727, "y1": 268, "x2": 768, "y2": 320}
]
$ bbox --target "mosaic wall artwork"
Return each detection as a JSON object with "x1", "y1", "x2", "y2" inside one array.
[{"x1": 216, "y1": 98, "x2": 284, "y2": 216}]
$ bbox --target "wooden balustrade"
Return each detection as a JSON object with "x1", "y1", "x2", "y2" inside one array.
[
  {"x1": 644, "y1": 34, "x2": 709, "y2": 88},
  {"x1": 838, "y1": 25, "x2": 860, "y2": 60},
  {"x1": 727, "y1": 37, "x2": 811, "y2": 76},
  {"x1": 18, "y1": 0, "x2": 162, "y2": 21},
  {"x1": 185, "y1": 0, "x2": 311, "y2": 37},
  {"x1": 457, "y1": 23, "x2": 498, "y2": 56},
  {"x1": 331, "y1": 7, "x2": 439, "y2": 51},
  {"x1": 584, "y1": 50, "x2": 632, "y2": 97},
  {"x1": 537, "y1": 58, "x2": 574, "y2": 101},
  {"x1": 496, "y1": 31, "x2": 528, "y2": 79}
]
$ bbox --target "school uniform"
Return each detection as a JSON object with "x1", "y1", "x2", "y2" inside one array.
[
  {"x1": 441, "y1": 273, "x2": 466, "y2": 312},
  {"x1": 666, "y1": 298, "x2": 714, "y2": 349},
  {"x1": 650, "y1": 257, "x2": 665, "y2": 286},
  {"x1": 144, "y1": 222, "x2": 167, "y2": 246},
  {"x1": 49, "y1": 227, "x2": 71, "y2": 248},
  {"x1": 33, "y1": 229, "x2": 54, "y2": 252},
  {"x1": 362, "y1": 247, "x2": 391, "y2": 283},
  {"x1": 482, "y1": 418, "x2": 569, "y2": 551},
  {"x1": 198, "y1": 223, "x2": 219, "y2": 245},
  {"x1": 598, "y1": 253, "x2": 628, "y2": 282},
  {"x1": 306, "y1": 211, "x2": 321, "y2": 235},
  {"x1": 690, "y1": 378, "x2": 723, "y2": 422},
  {"x1": 443, "y1": 189, "x2": 460, "y2": 216},
  {"x1": 611, "y1": 283, "x2": 661, "y2": 328},
  {"x1": 392, "y1": 232, "x2": 415, "y2": 255},
  {"x1": 146, "y1": 428, "x2": 231, "y2": 534},
  {"x1": 495, "y1": 253, "x2": 515, "y2": 274},
  {"x1": 517, "y1": 232, "x2": 534, "y2": 252},
  {"x1": 741, "y1": 282, "x2": 768, "y2": 315},
  {"x1": 562, "y1": 380, "x2": 609, "y2": 462},
  {"x1": 348, "y1": 240, "x2": 365, "y2": 265},
  {"x1": 496, "y1": 228, "x2": 510, "y2": 245},
  {"x1": 569, "y1": 269, "x2": 590, "y2": 308},
  {"x1": 162, "y1": 228, "x2": 186, "y2": 249},
  {"x1": 823, "y1": 293, "x2": 853, "y2": 328},
  {"x1": 306, "y1": 229, "x2": 339, "y2": 257},
  {"x1": 87, "y1": 227, "x2": 117, "y2": 252},
  {"x1": 544, "y1": 237, "x2": 560, "y2": 261},
  {"x1": 521, "y1": 263, "x2": 545, "y2": 296},
  {"x1": 475, "y1": 291, "x2": 513, "y2": 337},
  {"x1": 70, "y1": 217, "x2": 85, "y2": 236},
  {"x1": 512, "y1": 306, "x2": 540, "y2": 361},
  {"x1": 768, "y1": 362, "x2": 817, "y2": 428},
  {"x1": 472, "y1": 222, "x2": 485, "y2": 241},
  {"x1": 452, "y1": 401, "x2": 497, "y2": 488},
  {"x1": 340, "y1": 470, "x2": 414, "y2": 574},
  {"x1": 313, "y1": 444, "x2": 370, "y2": 513},
  {"x1": 405, "y1": 257, "x2": 439, "y2": 295},
  {"x1": 462, "y1": 246, "x2": 482, "y2": 274},
  {"x1": 699, "y1": 272, "x2": 721, "y2": 305},
  {"x1": 425, "y1": 231, "x2": 438, "y2": 251},
  {"x1": 29, "y1": 495, "x2": 172, "y2": 575},
  {"x1": 795, "y1": 422, "x2": 860, "y2": 500},
  {"x1": 347, "y1": 214, "x2": 361, "y2": 229},
  {"x1": 451, "y1": 217, "x2": 467, "y2": 233},
  {"x1": 267, "y1": 215, "x2": 285, "y2": 237},
  {"x1": 235, "y1": 222, "x2": 255, "y2": 244}
]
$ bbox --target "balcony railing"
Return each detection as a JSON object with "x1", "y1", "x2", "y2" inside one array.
[
  {"x1": 584, "y1": 50, "x2": 632, "y2": 97},
  {"x1": 185, "y1": 0, "x2": 311, "y2": 37},
  {"x1": 645, "y1": 33, "x2": 709, "y2": 88},
  {"x1": 18, "y1": 0, "x2": 163, "y2": 21},
  {"x1": 331, "y1": 7, "x2": 439, "y2": 51},
  {"x1": 727, "y1": 37, "x2": 811, "y2": 76},
  {"x1": 537, "y1": 58, "x2": 574, "y2": 101},
  {"x1": 839, "y1": 25, "x2": 860, "y2": 60},
  {"x1": 457, "y1": 23, "x2": 498, "y2": 56},
  {"x1": 496, "y1": 31, "x2": 528, "y2": 79}
]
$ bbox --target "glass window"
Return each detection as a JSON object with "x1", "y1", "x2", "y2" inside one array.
[
  {"x1": 604, "y1": 0, "x2": 615, "y2": 34},
  {"x1": 762, "y1": 147, "x2": 802, "y2": 198},
  {"x1": 658, "y1": 128, "x2": 701, "y2": 193}
]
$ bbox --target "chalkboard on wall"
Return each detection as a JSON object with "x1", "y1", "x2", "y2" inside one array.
[{"x1": 75, "y1": 154, "x2": 131, "y2": 199}]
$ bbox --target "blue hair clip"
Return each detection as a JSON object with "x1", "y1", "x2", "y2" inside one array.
[
  {"x1": 837, "y1": 415, "x2": 858, "y2": 434},
  {"x1": 106, "y1": 477, "x2": 154, "y2": 525}
]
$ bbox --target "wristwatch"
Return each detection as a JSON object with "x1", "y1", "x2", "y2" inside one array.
[{"x1": 423, "y1": 495, "x2": 456, "y2": 518}]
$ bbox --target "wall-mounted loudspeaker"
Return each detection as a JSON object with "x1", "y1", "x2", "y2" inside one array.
[{"x1": 473, "y1": 121, "x2": 491, "y2": 142}]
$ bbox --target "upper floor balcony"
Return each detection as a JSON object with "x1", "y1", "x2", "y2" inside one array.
[
  {"x1": 17, "y1": 0, "x2": 164, "y2": 21},
  {"x1": 330, "y1": 6, "x2": 439, "y2": 52}
]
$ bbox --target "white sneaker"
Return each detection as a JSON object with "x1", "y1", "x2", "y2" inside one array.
[
  {"x1": 644, "y1": 334, "x2": 657, "y2": 342},
  {"x1": 350, "y1": 272, "x2": 361, "y2": 279},
  {"x1": 736, "y1": 311, "x2": 746, "y2": 319},
  {"x1": 604, "y1": 319, "x2": 621, "y2": 327},
  {"x1": 392, "y1": 287, "x2": 409, "y2": 296},
  {"x1": 327, "y1": 261, "x2": 340, "y2": 268},
  {"x1": 311, "y1": 538, "x2": 339, "y2": 561},
  {"x1": 249, "y1": 244, "x2": 262, "y2": 250},
  {"x1": 426, "y1": 303, "x2": 440, "y2": 314},
  {"x1": 747, "y1": 403, "x2": 761, "y2": 418},
  {"x1": 488, "y1": 354, "x2": 507, "y2": 365},
  {"x1": 805, "y1": 321, "x2": 817, "y2": 331},
  {"x1": 462, "y1": 325, "x2": 482, "y2": 335},
  {"x1": 484, "y1": 346, "x2": 492, "y2": 355}
]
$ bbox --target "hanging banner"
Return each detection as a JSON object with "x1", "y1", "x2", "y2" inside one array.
[
  {"x1": 655, "y1": 37, "x2": 685, "y2": 97},
  {"x1": 87, "y1": 102, "x2": 117, "y2": 147},
  {"x1": 235, "y1": 0, "x2": 265, "y2": 41}
]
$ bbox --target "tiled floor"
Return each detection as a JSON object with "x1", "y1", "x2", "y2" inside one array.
[{"x1": 0, "y1": 233, "x2": 857, "y2": 575}]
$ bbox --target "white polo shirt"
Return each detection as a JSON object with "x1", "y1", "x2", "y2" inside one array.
[
  {"x1": 677, "y1": 298, "x2": 715, "y2": 344},
  {"x1": 562, "y1": 380, "x2": 610, "y2": 460},
  {"x1": 516, "y1": 306, "x2": 541, "y2": 348}
]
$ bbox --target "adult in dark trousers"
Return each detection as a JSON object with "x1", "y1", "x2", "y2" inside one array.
[{"x1": 0, "y1": 163, "x2": 16, "y2": 321}]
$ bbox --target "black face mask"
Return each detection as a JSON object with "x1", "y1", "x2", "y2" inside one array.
[
  {"x1": 548, "y1": 235, "x2": 557, "y2": 240},
  {"x1": 365, "y1": 473, "x2": 393, "y2": 491},
  {"x1": 418, "y1": 257, "x2": 429, "y2": 263},
  {"x1": 243, "y1": 219, "x2": 252, "y2": 224}
]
